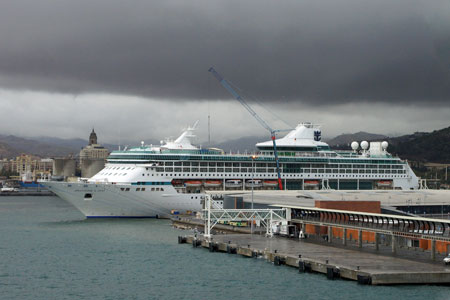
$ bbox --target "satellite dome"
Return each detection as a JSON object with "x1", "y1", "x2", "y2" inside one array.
[
  {"x1": 361, "y1": 141, "x2": 369, "y2": 150},
  {"x1": 351, "y1": 141, "x2": 359, "y2": 150},
  {"x1": 381, "y1": 141, "x2": 389, "y2": 150}
]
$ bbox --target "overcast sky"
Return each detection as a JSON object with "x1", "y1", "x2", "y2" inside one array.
[{"x1": 0, "y1": 0, "x2": 449, "y2": 144}]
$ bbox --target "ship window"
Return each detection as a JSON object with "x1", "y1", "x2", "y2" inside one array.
[
  {"x1": 136, "y1": 188, "x2": 141, "y2": 191},
  {"x1": 126, "y1": 188, "x2": 130, "y2": 191},
  {"x1": 161, "y1": 188, "x2": 164, "y2": 191},
  {"x1": 142, "y1": 188, "x2": 145, "y2": 191},
  {"x1": 151, "y1": 188, "x2": 155, "y2": 191}
]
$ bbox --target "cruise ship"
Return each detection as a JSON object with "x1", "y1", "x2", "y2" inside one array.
[{"x1": 44, "y1": 122, "x2": 420, "y2": 218}]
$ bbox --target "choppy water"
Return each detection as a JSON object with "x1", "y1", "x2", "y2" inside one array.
[{"x1": 0, "y1": 196, "x2": 449, "y2": 300}]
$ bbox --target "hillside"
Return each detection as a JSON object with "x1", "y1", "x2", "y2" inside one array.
[
  {"x1": 0, "y1": 126, "x2": 448, "y2": 163},
  {"x1": 0, "y1": 135, "x2": 77, "y2": 158},
  {"x1": 326, "y1": 131, "x2": 388, "y2": 148},
  {"x1": 0, "y1": 141, "x2": 18, "y2": 158},
  {"x1": 388, "y1": 126, "x2": 450, "y2": 163}
]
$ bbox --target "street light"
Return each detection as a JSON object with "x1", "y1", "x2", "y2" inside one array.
[
  {"x1": 251, "y1": 155, "x2": 257, "y2": 209},
  {"x1": 251, "y1": 154, "x2": 257, "y2": 235}
]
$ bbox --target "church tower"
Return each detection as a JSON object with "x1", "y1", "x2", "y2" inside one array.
[{"x1": 89, "y1": 128, "x2": 98, "y2": 145}]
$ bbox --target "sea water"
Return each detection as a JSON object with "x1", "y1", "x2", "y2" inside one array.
[{"x1": 0, "y1": 196, "x2": 449, "y2": 300}]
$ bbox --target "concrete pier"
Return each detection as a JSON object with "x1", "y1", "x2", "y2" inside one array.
[{"x1": 179, "y1": 234, "x2": 450, "y2": 285}]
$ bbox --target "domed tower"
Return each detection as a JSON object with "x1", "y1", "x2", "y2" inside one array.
[{"x1": 89, "y1": 128, "x2": 97, "y2": 145}]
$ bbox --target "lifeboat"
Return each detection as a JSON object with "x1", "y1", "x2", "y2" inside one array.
[
  {"x1": 304, "y1": 180, "x2": 320, "y2": 187},
  {"x1": 245, "y1": 179, "x2": 262, "y2": 187},
  {"x1": 204, "y1": 180, "x2": 222, "y2": 187},
  {"x1": 263, "y1": 180, "x2": 279, "y2": 187},
  {"x1": 376, "y1": 180, "x2": 392, "y2": 187},
  {"x1": 184, "y1": 180, "x2": 202, "y2": 187},
  {"x1": 225, "y1": 179, "x2": 242, "y2": 187}
]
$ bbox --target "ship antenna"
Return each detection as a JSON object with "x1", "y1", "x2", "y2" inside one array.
[{"x1": 208, "y1": 100, "x2": 211, "y2": 146}]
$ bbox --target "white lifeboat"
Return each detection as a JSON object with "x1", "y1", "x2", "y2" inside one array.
[
  {"x1": 225, "y1": 179, "x2": 242, "y2": 187},
  {"x1": 245, "y1": 179, "x2": 262, "y2": 187}
]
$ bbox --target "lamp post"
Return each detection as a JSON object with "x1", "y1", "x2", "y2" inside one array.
[
  {"x1": 251, "y1": 155, "x2": 257, "y2": 235},
  {"x1": 251, "y1": 155, "x2": 257, "y2": 209}
]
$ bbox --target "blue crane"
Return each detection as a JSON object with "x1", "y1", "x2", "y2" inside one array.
[{"x1": 208, "y1": 67, "x2": 285, "y2": 190}]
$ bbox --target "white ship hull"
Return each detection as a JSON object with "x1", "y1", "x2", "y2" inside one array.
[{"x1": 44, "y1": 181, "x2": 204, "y2": 218}]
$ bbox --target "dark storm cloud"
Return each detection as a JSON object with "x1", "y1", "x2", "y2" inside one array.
[{"x1": 0, "y1": 0, "x2": 449, "y2": 104}]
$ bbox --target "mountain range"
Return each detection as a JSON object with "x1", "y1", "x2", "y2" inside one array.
[{"x1": 0, "y1": 126, "x2": 448, "y2": 163}]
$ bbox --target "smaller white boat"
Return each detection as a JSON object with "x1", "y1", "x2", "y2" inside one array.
[
  {"x1": 1, "y1": 186, "x2": 19, "y2": 192},
  {"x1": 245, "y1": 179, "x2": 262, "y2": 187},
  {"x1": 225, "y1": 179, "x2": 242, "y2": 188}
]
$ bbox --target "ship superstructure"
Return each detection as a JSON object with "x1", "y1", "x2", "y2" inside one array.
[{"x1": 44, "y1": 122, "x2": 420, "y2": 218}]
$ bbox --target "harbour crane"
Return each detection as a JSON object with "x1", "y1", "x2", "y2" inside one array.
[{"x1": 208, "y1": 67, "x2": 286, "y2": 190}]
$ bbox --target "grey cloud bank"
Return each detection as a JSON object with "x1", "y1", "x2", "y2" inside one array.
[
  {"x1": 1, "y1": 90, "x2": 449, "y2": 144},
  {"x1": 1, "y1": 0, "x2": 450, "y2": 104}
]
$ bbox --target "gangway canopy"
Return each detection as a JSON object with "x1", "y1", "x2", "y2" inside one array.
[
  {"x1": 272, "y1": 204, "x2": 450, "y2": 239},
  {"x1": 203, "y1": 195, "x2": 287, "y2": 238}
]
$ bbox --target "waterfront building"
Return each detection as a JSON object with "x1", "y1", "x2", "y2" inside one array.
[{"x1": 0, "y1": 155, "x2": 53, "y2": 181}]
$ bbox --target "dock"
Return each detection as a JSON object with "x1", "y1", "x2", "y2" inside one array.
[{"x1": 179, "y1": 233, "x2": 450, "y2": 285}]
